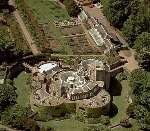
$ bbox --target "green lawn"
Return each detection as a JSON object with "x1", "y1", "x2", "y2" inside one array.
[
  {"x1": 14, "y1": 72, "x2": 31, "y2": 107},
  {"x1": 25, "y1": 0, "x2": 70, "y2": 23},
  {"x1": 110, "y1": 80, "x2": 130, "y2": 124},
  {"x1": 39, "y1": 117, "x2": 89, "y2": 131},
  {"x1": 110, "y1": 80, "x2": 141, "y2": 130}
]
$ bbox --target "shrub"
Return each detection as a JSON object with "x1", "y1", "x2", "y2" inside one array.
[
  {"x1": 116, "y1": 70, "x2": 129, "y2": 81},
  {"x1": 62, "y1": 0, "x2": 81, "y2": 17},
  {"x1": 120, "y1": 118, "x2": 132, "y2": 128}
]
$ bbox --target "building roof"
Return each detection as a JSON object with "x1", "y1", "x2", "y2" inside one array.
[{"x1": 38, "y1": 63, "x2": 57, "y2": 74}]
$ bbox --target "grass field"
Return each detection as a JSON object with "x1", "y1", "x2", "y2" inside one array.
[
  {"x1": 39, "y1": 118, "x2": 87, "y2": 131},
  {"x1": 110, "y1": 80, "x2": 141, "y2": 131},
  {"x1": 14, "y1": 72, "x2": 31, "y2": 107},
  {"x1": 110, "y1": 80, "x2": 130, "y2": 124},
  {"x1": 25, "y1": 0, "x2": 70, "y2": 23}
]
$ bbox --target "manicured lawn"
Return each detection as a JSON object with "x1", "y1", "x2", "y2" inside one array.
[
  {"x1": 39, "y1": 117, "x2": 88, "y2": 131},
  {"x1": 110, "y1": 80, "x2": 130, "y2": 124},
  {"x1": 110, "y1": 80, "x2": 141, "y2": 130},
  {"x1": 14, "y1": 72, "x2": 31, "y2": 107},
  {"x1": 25, "y1": 0, "x2": 70, "y2": 23}
]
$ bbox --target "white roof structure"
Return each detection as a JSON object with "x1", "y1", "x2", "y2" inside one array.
[
  {"x1": 78, "y1": 10, "x2": 88, "y2": 21},
  {"x1": 89, "y1": 28, "x2": 104, "y2": 47},
  {"x1": 0, "y1": 79, "x2": 4, "y2": 84},
  {"x1": 38, "y1": 63, "x2": 57, "y2": 74}
]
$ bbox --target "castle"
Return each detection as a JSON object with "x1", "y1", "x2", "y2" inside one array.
[{"x1": 29, "y1": 59, "x2": 123, "y2": 118}]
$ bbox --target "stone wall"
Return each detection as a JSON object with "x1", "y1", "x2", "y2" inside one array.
[
  {"x1": 35, "y1": 102, "x2": 76, "y2": 120},
  {"x1": 70, "y1": 85, "x2": 101, "y2": 101},
  {"x1": 33, "y1": 97, "x2": 110, "y2": 120},
  {"x1": 76, "y1": 100, "x2": 110, "y2": 118},
  {"x1": 96, "y1": 70, "x2": 110, "y2": 90}
]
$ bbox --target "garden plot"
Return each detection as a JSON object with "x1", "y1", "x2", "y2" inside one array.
[
  {"x1": 59, "y1": 25, "x2": 85, "y2": 36},
  {"x1": 65, "y1": 36, "x2": 101, "y2": 55}
]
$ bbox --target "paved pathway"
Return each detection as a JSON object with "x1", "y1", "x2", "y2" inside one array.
[{"x1": 9, "y1": 0, "x2": 40, "y2": 55}]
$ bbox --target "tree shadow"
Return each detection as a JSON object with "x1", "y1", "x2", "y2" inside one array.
[
  {"x1": 108, "y1": 103, "x2": 118, "y2": 118},
  {"x1": 109, "y1": 77, "x2": 122, "y2": 96}
]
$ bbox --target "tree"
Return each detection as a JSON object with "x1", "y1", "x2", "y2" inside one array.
[
  {"x1": 0, "y1": 30, "x2": 24, "y2": 63},
  {"x1": 129, "y1": 69, "x2": 150, "y2": 130},
  {"x1": 126, "y1": 103, "x2": 136, "y2": 118},
  {"x1": 1, "y1": 105, "x2": 40, "y2": 130},
  {"x1": 0, "y1": 83, "x2": 17, "y2": 111},
  {"x1": 63, "y1": 0, "x2": 81, "y2": 17},
  {"x1": 101, "y1": 0, "x2": 131, "y2": 28},
  {"x1": 139, "y1": 53, "x2": 150, "y2": 71},
  {"x1": 120, "y1": 118, "x2": 132, "y2": 128},
  {"x1": 122, "y1": 1, "x2": 150, "y2": 45},
  {"x1": 133, "y1": 32, "x2": 150, "y2": 53}
]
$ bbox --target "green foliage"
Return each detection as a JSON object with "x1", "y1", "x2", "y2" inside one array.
[
  {"x1": 102, "y1": 0, "x2": 131, "y2": 28},
  {"x1": 0, "y1": 104, "x2": 40, "y2": 130},
  {"x1": 63, "y1": 0, "x2": 81, "y2": 17},
  {"x1": 120, "y1": 118, "x2": 132, "y2": 128},
  {"x1": 126, "y1": 103, "x2": 136, "y2": 118},
  {"x1": 139, "y1": 53, "x2": 150, "y2": 71},
  {"x1": 129, "y1": 69, "x2": 150, "y2": 130},
  {"x1": 133, "y1": 32, "x2": 150, "y2": 53},
  {"x1": 102, "y1": 0, "x2": 149, "y2": 47},
  {"x1": 122, "y1": 0, "x2": 150, "y2": 45},
  {"x1": 116, "y1": 70, "x2": 129, "y2": 81},
  {"x1": 0, "y1": 82, "x2": 16, "y2": 111},
  {"x1": 5, "y1": 14, "x2": 29, "y2": 50},
  {"x1": 0, "y1": 18, "x2": 25, "y2": 63},
  {"x1": 1, "y1": 105, "x2": 31, "y2": 125}
]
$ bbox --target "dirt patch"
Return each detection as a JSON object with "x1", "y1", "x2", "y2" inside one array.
[{"x1": 119, "y1": 50, "x2": 139, "y2": 72}]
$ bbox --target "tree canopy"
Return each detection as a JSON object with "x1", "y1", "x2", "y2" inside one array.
[
  {"x1": 101, "y1": 0, "x2": 150, "y2": 46},
  {"x1": 122, "y1": 2, "x2": 150, "y2": 45},
  {"x1": 101, "y1": 0, "x2": 131, "y2": 28},
  {"x1": 0, "y1": 83, "x2": 17, "y2": 111},
  {"x1": 1, "y1": 105, "x2": 40, "y2": 130},
  {"x1": 129, "y1": 69, "x2": 150, "y2": 130},
  {"x1": 61, "y1": 0, "x2": 81, "y2": 17},
  {"x1": 133, "y1": 32, "x2": 150, "y2": 53},
  {"x1": 0, "y1": 24, "x2": 24, "y2": 63}
]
